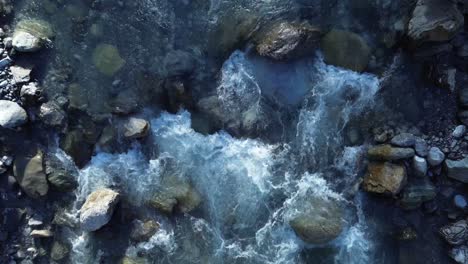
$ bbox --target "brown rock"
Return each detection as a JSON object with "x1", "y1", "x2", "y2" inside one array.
[{"x1": 362, "y1": 162, "x2": 407, "y2": 195}]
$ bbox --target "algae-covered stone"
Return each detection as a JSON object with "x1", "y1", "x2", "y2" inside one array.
[
  {"x1": 12, "y1": 19, "x2": 54, "y2": 52},
  {"x1": 321, "y1": 29, "x2": 371, "y2": 72},
  {"x1": 149, "y1": 177, "x2": 201, "y2": 214},
  {"x1": 92, "y1": 44, "x2": 125, "y2": 76}
]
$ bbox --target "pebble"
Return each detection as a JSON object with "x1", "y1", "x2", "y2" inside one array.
[
  {"x1": 453, "y1": 125, "x2": 467, "y2": 138},
  {"x1": 454, "y1": 195, "x2": 467, "y2": 209}
]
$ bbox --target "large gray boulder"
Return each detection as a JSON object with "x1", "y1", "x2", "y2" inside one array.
[
  {"x1": 445, "y1": 157, "x2": 468, "y2": 183},
  {"x1": 321, "y1": 29, "x2": 371, "y2": 72},
  {"x1": 290, "y1": 197, "x2": 344, "y2": 244},
  {"x1": 362, "y1": 162, "x2": 407, "y2": 195},
  {"x1": 254, "y1": 21, "x2": 321, "y2": 60},
  {"x1": 0, "y1": 100, "x2": 28, "y2": 128},
  {"x1": 367, "y1": 144, "x2": 415, "y2": 161},
  {"x1": 13, "y1": 149, "x2": 49, "y2": 198},
  {"x1": 79, "y1": 188, "x2": 120, "y2": 232},
  {"x1": 408, "y1": 0, "x2": 464, "y2": 42}
]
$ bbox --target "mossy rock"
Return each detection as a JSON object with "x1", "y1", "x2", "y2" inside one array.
[{"x1": 92, "y1": 44, "x2": 125, "y2": 76}]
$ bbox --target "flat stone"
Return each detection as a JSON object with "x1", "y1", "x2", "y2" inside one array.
[
  {"x1": 427, "y1": 147, "x2": 445, "y2": 166},
  {"x1": 445, "y1": 157, "x2": 468, "y2": 183},
  {"x1": 368, "y1": 144, "x2": 415, "y2": 161},
  {"x1": 362, "y1": 162, "x2": 407, "y2": 195},
  {"x1": 391, "y1": 133, "x2": 416, "y2": 147}
]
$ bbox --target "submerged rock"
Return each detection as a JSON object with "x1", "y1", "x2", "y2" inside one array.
[
  {"x1": 399, "y1": 179, "x2": 436, "y2": 210},
  {"x1": 50, "y1": 241, "x2": 69, "y2": 261},
  {"x1": 290, "y1": 197, "x2": 343, "y2": 244},
  {"x1": 367, "y1": 144, "x2": 415, "y2": 161},
  {"x1": 149, "y1": 177, "x2": 201, "y2": 214},
  {"x1": 163, "y1": 50, "x2": 196, "y2": 77},
  {"x1": 92, "y1": 43, "x2": 125, "y2": 76},
  {"x1": 254, "y1": 21, "x2": 321, "y2": 60},
  {"x1": 440, "y1": 219, "x2": 468, "y2": 245},
  {"x1": 362, "y1": 162, "x2": 406, "y2": 195},
  {"x1": 321, "y1": 29, "x2": 371, "y2": 72},
  {"x1": 130, "y1": 219, "x2": 159, "y2": 242},
  {"x1": 0, "y1": 100, "x2": 28, "y2": 128},
  {"x1": 445, "y1": 157, "x2": 468, "y2": 183},
  {"x1": 79, "y1": 188, "x2": 120, "y2": 232},
  {"x1": 408, "y1": 0, "x2": 464, "y2": 42},
  {"x1": 12, "y1": 19, "x2": 54, "y2": 52},
  {"x1": 13, "y1": 149, "x2": 49, "y2": 198}
]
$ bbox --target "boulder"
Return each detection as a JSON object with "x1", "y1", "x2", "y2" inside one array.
[
  {"x1": 445, "y1": 157, "x2": 468, "y2": 183},
  {"x1": 367, "y1": 144, "x2": 415, "y2": 161},
  {"x1": 60, "y1": 130, "x2": 94, "y2": 168},
  {"x1": 399, "y1": 179, "x2": 436, "y2": 210},
  {"x1": 92, "y1": 43, "x2": 125, "y2": 76},
  {"x1": 129, "y1": 219, "x2": 159, "y2": 242},
  {"x1": 0, "y1": 100, "x2": 28, "y2": 128},
  {"x1": 290, "y1": 197, "x2": 344, "y2": 244},
  {"x1": 12, "y1": 19, "x2": 54, "y2": 52},
  {"x1": 50, "y1": 241, "x2": 69, "y2": 261},
  {"x1": 149, "y1": 177, "x2": 201, "y2": 214},
  {"x1": 123, "y1": 117, "x2": 149, "y2": 140},
  {"x1": 254, "y1": 21, "x2": 321, "y2": 60},
  {"x1": 440, "y1": 219, "x2": 468, "y2": 245},
  {"x1": 45, "y1": 153, "x2": 78, "y2": 192},
  {"x1": 39, "y1": 101, "x2": 67, "y2": 128},
  {"x1": 362, "y1": 162, "x2": 407, "y2": 195},
  {"x1": 408, "y1": 0, "x2": 464, "y2": 42},
  {"x1": 390, "y1": 133, "x2": 416, "y2": 147},
  {"x1": 427, "y1": 147, "x2": 445, "y2": 166},
  {"x1": 79, "y1": 188, "x2": 120, "y2": 232},
  {"x1": 13, "y1": 149, "x2": 49, "y2": 198},
  {"x1": 321, "y1": 29, "x2": 371, "y2": 72}
]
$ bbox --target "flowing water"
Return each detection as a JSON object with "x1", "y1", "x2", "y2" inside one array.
[{"x1": 9, "y1": 0, "x2": 397, "y2": 263}]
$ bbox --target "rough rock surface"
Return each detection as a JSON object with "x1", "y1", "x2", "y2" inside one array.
[
  {"x1": 408, "y1": 0, "x2": 464, "y2": 42},
  {"x1": 362, "y1": 162, "x2": 407, "y2": 195},
  {"x1": 12, "y1": 19, "x2": 53, "y2": 52},
  {"x1": 368, "y1": 144, "x2": 415, "y2": 161},
  {"x1": 445, "y1": 157, "x2": 468, "y2": 183},
  {"x1": 13, "y1": 149, "x2": 48, "y2": 198},
  {"x1": 0, "y1": 100, "x2": 27, "y2": 128},
  {"x1": 79, "y1": 188, "x2": 120, "y2": 232},
  {"x1": 123, "y1": 117, "x2": 149, "y2": 139},
  {"x1": 255, "y1": 21, "x2": 321, "y2": 60}
]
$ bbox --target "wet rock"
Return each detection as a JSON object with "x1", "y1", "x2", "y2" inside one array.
[
  {"x1": 123, "y1": 117, "x2": 149, "y2": 140},
  {"x1": 50, "y1": 241, "x2": 69, "y2": 261},
  {"x1": 445, "y1": 157, "x2": 468, "y2": 183},
  {"x1": 60, "y1": 130, "x2": 94, "y2": 168},
  {"x1": 415, "y1": 139, "x2": 429, "y2": 157},
  {"x1": 0, "y1": 100, "x2": 28, "y2": 128},
  {"x1": 44, "y1": 153, "x2": 78, "y2": 192},
  {"x1": 454, "y1": 195, "x2": 467, "y2": 209},
  {"x1": 367, "y1": 144, "x2": 415, "y2": 161},
  {"x1": 121, "y1": 256, "x2": 148, "y2": 264},
  {"x1": 109, "y1": 89, "x2": 139, "y2": 115},
  {"x1": 10, "y1": 66, "x2": 32, "y2": 84},
  {"x1": 451, "y1": 245, "x2": 468, "y2": 264},
  {"x1": 163, "y1": 50, "x2": 195, "y2": 78},
  {"x1": 149, "y1": 177, "x2": 201, "y2": 214},
  {"x1": 453, "y1": 125, "x2": 467, "y2": 139},
  {"x1": 408, "y1": 0, "x2": 464, "y2": 42},
  {"x1": 399, "y1": 179, "x2": 436, "y2": 210},
  {"x1": 440, "y1": 219, "x2": 468, "y2": 245},
  {"x1": 290, "y1": 197, "x2": 344, "y2": 244},
  {"x1": 39, "y1": 101, "x2": 67, "y2": 128},
  {"x1": 92, "y1": 43, "x2": 125, "y2": 76},
  {"x1": 13, "y1": 149, "x2": 49, "y2": 198},
  {"x1": 362, "y1": 162, "x2": 407, "y2": 195},
  {"x1": 390, "y1": 133, "x2": 416, "y2": 147},
  {"x1": 412, "y1": 156, "x2": 428, "y2": 177},
  {"x1": 427, "y1": 147, "x2": 445, "y2": 166},
  {"x1": 79, "y1": 188, "x2": 120, "y2": 232},
  {"x1": 30, "y1": 229, "x2": 53, "y2": 238},
  {"x1": 254, "y1": 21, "x2": 321, "y2": 60},
  {"x1": 20, "y1": 82, "x2": 42, "y2": 105},
  {"x1": 321, "y1": 29, "x2": 371, "y2": 72},
  {"x1": 129, "y1": 219, "x2": 159, "y2": 242},
  {"x1": 12, "y1": 19, "x2": 54, "y2": 52}
]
